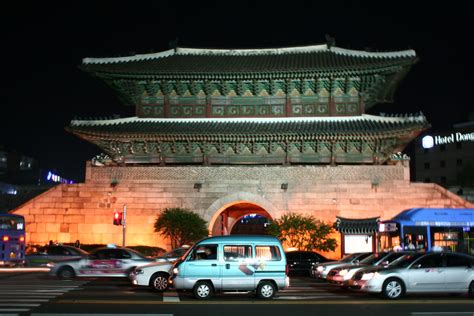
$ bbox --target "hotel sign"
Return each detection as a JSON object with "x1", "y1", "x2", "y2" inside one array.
[{"x1": 422, "y1": 132, "x2": 474, "y2": 149}]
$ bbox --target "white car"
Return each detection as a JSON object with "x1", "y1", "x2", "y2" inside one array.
[
  {"x1": 130, "y1": 246, "x2": 191, "y2": 291},
  {"x1": 312, "y1": 252, "x2": 371, "y2": 279},
  {"x1": 130, "y1": 261, "x2": 174, "y2": 291},
  {"x1": 350, "y1": 252, "x2": 474, "y2": 299}
]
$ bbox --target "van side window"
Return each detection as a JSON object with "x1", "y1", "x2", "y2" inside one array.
[
  {"x1": 255, "y1": 246, "x2": 281, "y2": 261},
  {"x1": 223, "y1": 245, "x2": 252, "y2": 261},
  {"x1": 192, "y1": 245, "x2": 218, "y2": 260}
]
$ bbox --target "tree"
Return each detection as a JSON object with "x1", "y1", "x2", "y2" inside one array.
[
  {"x1": 267, "y1": 213, "x2": 337, "y2": 252},
  {"x1": 154, "y1": 208, "x2": 208, "y2": 249}
]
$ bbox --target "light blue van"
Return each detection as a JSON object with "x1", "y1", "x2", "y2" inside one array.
[{"x1": 169, "y1": 235, "x2": 289, "y2": 299}]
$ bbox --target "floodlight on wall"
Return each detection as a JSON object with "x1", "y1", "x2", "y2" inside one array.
[
  {"x1": 194, "y1": 183, "x2": 202, "y2": 192},
  {"x1": 281, "y1": 183, "x2": 288, "y2": 191}
]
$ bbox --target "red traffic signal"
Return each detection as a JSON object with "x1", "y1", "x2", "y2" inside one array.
[{"x1": 113, "y1": 211, "x2": 123, "y2": 226}]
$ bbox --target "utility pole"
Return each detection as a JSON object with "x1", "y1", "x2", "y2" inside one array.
[{"x1": 122, "y1": 205, "x2": 127, "y2": 247}]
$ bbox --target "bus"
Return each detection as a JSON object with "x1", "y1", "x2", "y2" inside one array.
[{"x1": 0, "y1": 214, "x2": 26, "y2": 266}]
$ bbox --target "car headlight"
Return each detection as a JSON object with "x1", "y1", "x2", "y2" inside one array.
[
  {"x1": 361, "y1": 272, "x2": 380, "y2": 281},
  {"x1": 46, "y1": 262, "x2": 55, "y2": 268},
  {"x1": 173, "y1": 267, "x2": 179, "y2": 275},
  {"x1": 338, "y1": 269, "x2": 348, "y2": 276},
  {"x1": 134, "y1": 269, "x2": 144, "y2": 275},
  {"x1": 317, "y1": 266, "x2": 324, "y2": 272}
]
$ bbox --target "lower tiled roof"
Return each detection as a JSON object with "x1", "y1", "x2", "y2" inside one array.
[
  {"x1": 68, "y1": 114, "x2": 428, "y2": 141},
  {"x1": 335, "y1": 216, "x2": 380, "y2": 234}
]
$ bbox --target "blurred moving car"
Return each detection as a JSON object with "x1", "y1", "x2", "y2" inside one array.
[
  {"x1": 326, "y1": 251, "x2": 410, "y2": 287},
  {"x1": 49, "y1": 245, "x2": 155, "y2": 279},
  {"x1": 154, "y1": 245, "x2": 190, "y2": 263},
  {"x1": 311, "y1": 252, "x2": 372, "y2": 279},
  {"x1": 26, "y1": 245, "x2": 89, "y2": 267},
  {"x1": 285, "y1": 250, "x2": 329, "y2": 275},
  {"x1": 131, "y1": 246, "x2": 192, "y2": 291},
  {"x1": 350, "y1": 252, "x2": 474, "y2": 299}
]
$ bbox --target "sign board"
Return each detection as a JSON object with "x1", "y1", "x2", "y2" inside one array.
[{"x1": 379, "y1": 222, "x2": 398, "y2": 232}]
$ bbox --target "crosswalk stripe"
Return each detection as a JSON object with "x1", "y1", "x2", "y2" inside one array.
[
  {"x1": 0, "y1": 292, "x2": 67, "y2": 295},
  {"x1": 0, "y1": 299, "x2": 49, "y2": 302},
  {"x1": 0, "y1": 303, "x2": 40, "y2": 307},
  {"x1": 0, "y1": 295, "x2": 56, "y2": 298},
  {"x1": 31, "y1": 314, "x2": 174, "y2": 316}
]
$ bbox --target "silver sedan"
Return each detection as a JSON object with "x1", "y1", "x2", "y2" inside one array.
[
  {"x1": 49, "y1": 246, "x2": 155, "y2": 279},
  {"x1": 350, "y1": 252, "x2": 474, "y2": 299}
]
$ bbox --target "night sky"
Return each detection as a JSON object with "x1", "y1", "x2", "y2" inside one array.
[{"x1": 1, "y1": 2, "x2": 472, "y2": 182}]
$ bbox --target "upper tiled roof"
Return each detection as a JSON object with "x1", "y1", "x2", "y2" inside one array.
[
  {"x1": 68, "y1": 114, "x2": 429, "y2": 140},
  {"x1": 81, "y1": 45, "x2": 416, "y2": 78}
]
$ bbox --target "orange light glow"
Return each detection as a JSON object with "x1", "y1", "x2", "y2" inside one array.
[
  {"x1": 2, "y1": 236, "x2": 9, "y2": 242},
  {"x1": 19, "y1": 236, "x2": 25, "y2": 242}
]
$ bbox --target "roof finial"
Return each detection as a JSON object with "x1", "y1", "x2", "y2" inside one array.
[
  {"x1": 325, "y1": 33, "x2": 336, "y2": 49},
  {"x1": 168, "y1": 37, "x2": 179, "y2": 52}
]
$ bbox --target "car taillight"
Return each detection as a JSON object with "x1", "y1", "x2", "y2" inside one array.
[
  {"x1": 286, "y1": 264, "x2": 289, "y2": 275},
  {"x1": 2, "y1": 236, "x2": 9, "y2": 242}
]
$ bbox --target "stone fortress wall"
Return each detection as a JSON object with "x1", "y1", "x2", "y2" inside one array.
[{"x1": 12, "y1": 162, "x2": 473, "y2": 258}]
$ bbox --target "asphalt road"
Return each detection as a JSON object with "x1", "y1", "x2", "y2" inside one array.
[{"x1": 1, "y1": 271, "x2": 473, "y2": 316}]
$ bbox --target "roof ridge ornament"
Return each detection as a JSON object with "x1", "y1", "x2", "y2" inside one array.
[{"x1": 325, "y1": 34, "x2": 336, "y2": 50}]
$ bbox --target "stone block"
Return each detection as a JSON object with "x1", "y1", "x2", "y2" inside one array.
[
  {"x1": 45, "y1": 223, "x2": 60, "y2": 233},
  {"x1": 64, "y1": 214, "x2": 85, "y2": 223},
  {"x1": 57, "y1": 233, "x2": 71, "y2": 243},
  {"x1": 60, "y1": 223, "x2": 69, "y2": 233}
]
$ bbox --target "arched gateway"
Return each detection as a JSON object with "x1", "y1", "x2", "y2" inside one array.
[{"x1": 205, "y1": 192, "x2": 277, "y2": 236}]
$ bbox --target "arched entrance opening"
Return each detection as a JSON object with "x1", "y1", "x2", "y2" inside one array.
[{"x1": 210, "y1": 202, "x2": 272, "y2": 236}]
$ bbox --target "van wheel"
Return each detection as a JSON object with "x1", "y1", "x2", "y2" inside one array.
[
  {"x1": 150, "y1": 273, "x2": 169, "y2": 292},
  {"x1": 382, "y1": 278, "x2": 404, "y2": 299},
  {"x1": 257, "y1": 281, "x2": 276, "y2": 299},
  {"x1": 469, "y1": 281, "x2": 474, "y2": 297},
  {"x1": 193, "y1": 281, "x2": 213, "y2": 300},
  {"x1": 57, "y1": 266, "x2": 75, "y2": 280}
]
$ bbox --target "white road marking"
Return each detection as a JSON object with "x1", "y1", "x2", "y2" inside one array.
[
  {"x1": 0, "y1": 299, "x2": 49, "y2": 302},
  {"x1": 0, "y1": 309, "x2": 29, "y2": 312},
  {"x1": 412, "y1": 313, "x2": 474, "y2": 316},
  {"x1": 0, "y1": 304, "x2": 40, "y2": 307},
  {"x1": 275, "y1": 295, "x2": 351, "y2": 300},
  {"x1": 163, "y1": 290, "x2": 180, "y2": 302},
  {"x1": 31, "y1": 314, "x2": 174, "y2": 316}
]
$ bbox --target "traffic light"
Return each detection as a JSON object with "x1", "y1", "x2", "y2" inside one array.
[{"x1": 113, "y1": 211, "x2": 123, "y2": 225}]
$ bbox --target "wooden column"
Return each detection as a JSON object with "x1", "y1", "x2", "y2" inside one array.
[
  {"x1": 163, "y1": 95, "x2": 170, "y2": 118},
  {"x1": 206, "y1": 95, "x2": 212, "y2": 118},
  {"x1": 285, "y1": 94, "x2": 292, "y2": 117}
]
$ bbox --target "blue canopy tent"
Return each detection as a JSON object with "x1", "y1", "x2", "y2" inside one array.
[{"x1": 382, "y1": 208, "x2": 474, "y2": 251}]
